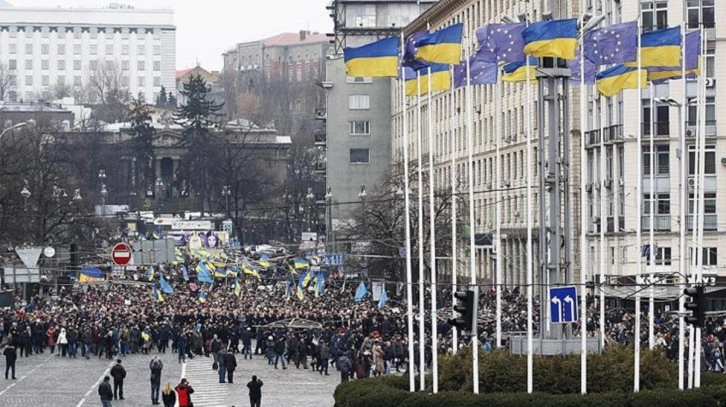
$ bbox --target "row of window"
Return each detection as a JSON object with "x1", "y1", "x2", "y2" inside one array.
[
  {"x1": 643, "y1": 144, "x2": 716, "y2": 176},
  {"x1": 6, "y1": 58, "x2": 161, "y2": 72},
  {"x1": 17, "y1": 74, "x2": 161, "y2": 87},
  {"x1": 2, "y1": 27, "x2": 162, "y2": 40},
  {"x1": 640, "y1": 247, "x2": 717, "y2": 267},
  {"x1": 7, "y1": 43, "x2": 161, "y2": 56},
  {"x1": 642, "y1": 0, "x2": 714, "y2": 31}
]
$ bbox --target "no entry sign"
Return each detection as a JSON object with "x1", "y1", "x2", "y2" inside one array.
[{"x1": 111, "y1": 242, "x2": 132, "y2": 266}]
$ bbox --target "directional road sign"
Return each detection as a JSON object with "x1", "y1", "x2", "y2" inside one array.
[
  {"x1": 549, "y1": 286, "x2": 578, "y2": 324},
  {"x1": 111, "y1": 242, "x2": 133, "y2": 266}
]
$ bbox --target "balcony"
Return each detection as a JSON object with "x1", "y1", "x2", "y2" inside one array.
[
  {"x1": 314, "y1": 161, "x2": 326, "y2": 174},
  {"x1": 686, "y1": 121, "x2": 717, "y2": 137},
  {"x1": 641, "y1": 122, "x2": 670, "y2": 138},
  {"x1": 584, "y1": 129, "x2": 600, "y2": 147},
  {"x1": 314, "y1": 128, "x2": 326, "y2": 145},
  {"x1": 641, "y1": 215, "x2": 672, "y2": 232},
  {"x1": 585, "y1": 125, "x2": 623, "y2": 147},
  {"x1": 686, "y1": 214, "x2": 718, "y2": 231}
]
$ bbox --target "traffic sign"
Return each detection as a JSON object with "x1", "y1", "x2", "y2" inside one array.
[
  {"x1": 549, "y1": 286, "x2": 578, "y2": 324},
  {"x1": 111, "y1": 242, "x2": 133, "y2": 266},
  {"x1": 323, "y1": 253, "x2": 343, "y2": 266}
]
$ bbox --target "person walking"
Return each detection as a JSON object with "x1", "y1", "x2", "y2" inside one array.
[
  {"x1": 225, "y1": 349, "x2": 237, "y2": 383},
  {"x1": 149, "y1": 356, "x2": 164, "y2": 405},
  {"x1": 175, "y1": 378, "x2": 194, "y2": 407},
  {"x1": 337, "y1": 353, "x2": 351, "y2": 383},
  {"x1": 217, "y1": 348, "x2": 227, "y2": 383},
  {"x1": 110, "y1": 358, "x2": 126, "y2": 400},
  {"x1": 318, "y1": 340, "x2": 330, "y2": 376},
  {"x1": 246, "y1": 375, "x2": 263, "y2": 407},
  {"x1": 161, "y1": 382, "x2": 176, "y2": 407},
  {"x1": 98, "y1": 376, "x2": 113, "y2": 407},
  {"x1": 3, "y1": 343, "x2": 17, "y2": 380}
]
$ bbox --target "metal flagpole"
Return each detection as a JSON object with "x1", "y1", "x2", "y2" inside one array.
[
  {"x1": 578, "y1": 1, "x2": 589, "y2": 393},
  {"x1": 416, "y1": 69, "x2": 425, "y2": 391},
  {"x1": 677, "y1": 12, "x2": 686, "y2": 392},
  {"x1": 464, "y1": 39, "x2": 479, "y2": 395},
  {"x1": 495, "y1": 71, "x2": 503, "y2": 350},
  {"x1": 399, "y1": 32, "x2": 416, "y2": 393},
  {"x1": 450, "y1": 66, "x2": 458, "y2": 354},
  {"x1": 525, "y1": 39, "x2": 533, "y2": 396},
  {"x1": 427, "y1": 65, "x2": 439, "y2": 394},
  {"x1": 694, "y1": 24, "x2": 706, "y2": 388},
  {"x1": 634, "y1": 5, "x2": 643, "y2": 393},
  {"x1": 598, "y1": 88, "x2": 606, "y2": 357},
  {"x1": 648, "y1": 81, "x2": 656, "y2": 350},
  {"x1": 686, "y1": 26, "x2": 699, "y2": 391}
]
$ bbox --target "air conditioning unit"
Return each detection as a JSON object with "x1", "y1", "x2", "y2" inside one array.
[
  {"x1": 603, "y1": 179, "x2": 612, "y2": 189},
  {"x1": 706, "y1": 78, "x2": 716, "y2": 88},
  {"x1": 619, "y1": 178, "x2": 625, "y2": 186},
  {"x1": 687, "y1": 178, "x2": 696, "y2": 190},
  {"x1": 585, "y1": 183, "x2": 592, "y2": 193}
]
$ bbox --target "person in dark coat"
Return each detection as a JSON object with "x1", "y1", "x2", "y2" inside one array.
[
  {"x1": 4, "y1": 343, "x2": 17, "y2": 380},
  {"x1": 246, "y1": 375, "x2": 263, "y2": 407},
  {"x1": 98, "y1": 376, "x2": 113, "y2": 407},
  {"x1": 217, "y1": 348, "x2": 227, "y2": 383},
  {"x1": 149, "y1": 356, "x2": 164, "y2": 405},
  {"x1": 224, "y1": 350, "x2": 237, "y2": 383},
  {"x1": 318, "y1": 340, "x2": 330, "y2": 375},
  {"x1": 337, "y1": 354, "x2": 351, "y2": 383},
  {"x1": 110, "y1": 358, "x2": 127, "y2": 400}
]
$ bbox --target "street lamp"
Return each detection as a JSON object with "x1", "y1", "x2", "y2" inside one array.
[
  {"x1": 20, "y1": 180, "x2": 30, "y2": 211},
  {"x1": 0, "y1": 122, "x2": 27, "y2": 140},
  {"x1": 306, "y1": 187, "x2": 315, "y2": 232},
  {"x1": 72, "y1": 189, "x2": 82, "y2": 202},
  {"x1": 325, "y1": 186, "x2": 333, "y2": 253},
  {"x1": 100, "y1": 184, "x2": 108, "y2": 217},
  {"x1": 155, "y1": 178, "x2": 165, "y2": 199},
  {"x1": 222, "y1": 185, "x2": 231, "y2": 215}
]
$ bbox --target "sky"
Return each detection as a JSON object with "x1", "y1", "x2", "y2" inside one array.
[{"x1": 14, "y1": 0, "x2": 334, "y2": 71}]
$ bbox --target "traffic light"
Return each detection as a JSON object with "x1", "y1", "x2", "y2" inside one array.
[
  {"x1": 448, "y1": 290, "x2": 476, "y2": 333},
  {"x1": 684, "y1": 285, "x2": 706, "y2": 327}
]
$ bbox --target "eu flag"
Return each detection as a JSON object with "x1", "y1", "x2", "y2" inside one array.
[
  {"x1": 583, "y1": 21, "x2": 638, "y2": 65},
  {"x1": 475, "y1": 22, "x2": 526, "y2": 63},
  {"x1": 570, "y1": 47, "x2": 597, "y2": 85},
  {"x1": 415, "y1": 23, "x2": 463, "y2": 64},
  {"x1": 453, "y1": 53, "x2": 498, "y2": 88},
  {"x1": 344, "y1": 37, "x2": 399, "y2": 77},
  {"x1": 522, "y1": 19, "x2": 578, "y2": 59}
]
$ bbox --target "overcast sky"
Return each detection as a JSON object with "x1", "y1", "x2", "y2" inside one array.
[{"x1": 14, "y1": 0, "x2": 333, "y2": 71}]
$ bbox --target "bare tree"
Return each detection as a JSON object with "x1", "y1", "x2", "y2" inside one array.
[
  {"x1": 87, "y1": 60, "x2": 130, "y2": 123},
  {"x1": 0, "y1": 63, "x2": 14, "y2": 101}
]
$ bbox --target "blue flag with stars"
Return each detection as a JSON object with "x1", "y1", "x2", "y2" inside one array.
[
  {"x1": 583, "y1": 21, "x2": 637, "y2": 65},
  {"x1": 475, "y1": 22, "x2": 526, "y2": 63}
]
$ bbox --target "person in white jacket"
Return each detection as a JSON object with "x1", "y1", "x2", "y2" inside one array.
[{"x1": 57, "y1": 328, "x2": 68, "y2": 357}]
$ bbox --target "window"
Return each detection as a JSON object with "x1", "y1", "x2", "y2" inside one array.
[
  {"x1": 687, "y1": 97, "x2": 716, "y2": 128},
  {"x1": 346, "y1": 76, "x2": 373, "y2": 84},
  {"x1": 350, "y1": 148, "x2": 370, "y2": 164},
  {"x1": 137, "y1": 61, "x2": 145, "y2": 71},
  {"x1": 106, "y1": 44, "x2": 113, "y2": 55},
  {"x1": 646, "y1": 247, "x2": 672, "y2": 265},
  {"x1": 73, "y1": 44, "x2": 81, "y2": 55},
  {"x1": 25, "y1": 75, "x2": 32, "y2": 86},
  {"x1": 90, "y1": 44, "x2": 97, "y2": 55},
  {"x1": 688, "y1": 144, "x2": 716, "y2": 175},
  {"x1": 73, "y1": 30, "x2": 81, "y2": 39},
  {"x1": 153, "y1": 61, "x2": 161, "y2": 71},
  {"x1": 105, "y1": 60, "x2": 114, "y2": 70},
  {"x1": 89, "y1": 60, "x2": 98, "y2": 71},
  {"x1": 687, "y1": 0, "x2": 715, "y2": 29},
  {"x1": 41, "y1": 75, "x2": 49, "y2": 86},
  {"x1": 8, "y1": 75, "x2": 15, "y2": 85},
  {"x1": 57, "y1": 44, "x2": 65, "y2": 55},
  {"x1": 57, "y1": 60, "x2": 65, "y2": 70},
  {"x1": 642, "y1": 100, "x2": 670, "y2": 136},
  {"x1": 8, "y1": 59, "x2": 16, "y2": 70},
  {"x1": 41, "y1": 60, "x2": 49, "y2": 70},
  {"x1": 122, "y1": 45, "x2": 129, "y2": 55},
  {"x1": 349, "y1": 94, "x2": 370, "y2": 110},
  {"x1": 688, "y1": 192, "x2": 716, "y2": 215},
  {"x1": 153, "y1": 45, "x2": 161, "y2": 55},
  {"x1": 706, "y1": 46, "x2": 715, "y2": 78},
  {"x1": 643, "y1": 193, "x2": 670, "y2": 214},
  {"x1": 137, "y1": 45, "x2": 145, "y2": 55},
  {"x1": 641, "y1": 1, "x2": 668, "y2": 32},
  {"x1": 57, "y1": 30, "x2": 65, "y2": 39},
  {"x1": 41, "y1": 44, "x2": 49, "y2": 55},
  {"x1": 122, "y1": 61, "x2": 129, "y2": 71},
  {"x1": 73, "y1": 60, "x2": 81, "y2": 70},
  {"x1": 25, "y1": 60, "x2": 32, "y2": 70},
  {"x1": 8, "y1": 44, "x2": 16, "y2": 54},
  {"x1": 57, "y1": 76, "x2": 65, "y2": 86},
  {"x1": 137, "y1": 76, "x2": 145, "y2": 87},
  {"x1": 121, "y1": 75, "x2": 129, "y2": 86},
  {"x1": 73, "y1": 76, "x2": 81, "y2": 86},
  {"x1": 153, "y1": 76, "x2": 161, "y2": 86},
  {"x1": 643, "y1": 145, "x2": 669, "y2": 175},
  {"x1": 349, "y1": 120, "x2": 371, "y2": 135},
  {"x1": 690, "y1": 247, "x2": 717, "y2": 266}
]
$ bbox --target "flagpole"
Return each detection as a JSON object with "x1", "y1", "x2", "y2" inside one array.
[
  {"x1": 426, "y1": 64, "x2": 439, "y2": 394},
  {"x1": 694, "y1": 23, "x2": 706, "y2": 389},
  {"x1": 677, "y1": 13, "x2": 686, "y2": 392},
  {"x1": 525, "y1": 44, "x2": 533, "y2": 397},
  {"x1": 648, "y1": 80, "x2": 656, "y2": 350},
  {"x1": 449, "y1": 65, "x2": 458, "y2": 354},
  {"x1": 578, "y1": 1, "x2": 589, "y2": 394},
  {"x1": 494, "y1": 75, "x2": 503, "y2": 350},
  {"x1": 464, "y1": 40, "x2": 479, "y2": 395},
  {"x1": 416, "y1": 69, "x2": 426, "y2": 391},
  {"x1": 400, "y1": 34, "x2": 416, "y2": 393},
  {"x1": 634, "y1": 5, "x2": 643, "y2": 393}
]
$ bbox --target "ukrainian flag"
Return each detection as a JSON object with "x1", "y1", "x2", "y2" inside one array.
[
  {"x1": 414, "y1": 23, "x2": 463, "y2": 65},
  {"x1": 501, "y1": 58, "x2": 538, "y2": 84},
  {"x1": 637, "y1": 26, "x2": 681, "y2": 68},
  {"x1": 152, "y1": 285, "x2": 164, "y2": 302},
  {"x1": 343, "y1": 37, "x2": 399, "y2": 77},
  {"x1": 146, "y1": 266, "x2": 155, "y2": 282},
  {"x1": 234, "y1": 279, "x2": 242, "y2": 297},
  {"x1": 294, "y1": 258, "x2": 309, "y2": 270},
  {"x1": 596, "y1": 64, "x2": 646, "y2": 97},
  {"x1": 522, "y1": 19, "x2": 578, "y2": 59},
  {"x1": 243, "y1": 266, "x2": 261, "y2": 280},
  {"x1": 199, "y1": 292, "x2": 207, "y2": 303},
  {"x1": 302, "y1": 271, "x2": 313, "y2": 288},
  {"x1": 77, "y1": 267, "x2": 106, "y2": 283},
  {"x1": 405, "y1": 63, "x2": 450, "y2": 96},
  {"x1": 257, "y1": 254, "x2": 270, "y2": 269}
]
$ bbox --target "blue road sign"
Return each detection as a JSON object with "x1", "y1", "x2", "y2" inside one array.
[
  {"x1": 324, "y1": 253, "x2": 343, "y2": 266},
  {"x1": 549, "y1": 286, "x2": 578, "y2": 324}
]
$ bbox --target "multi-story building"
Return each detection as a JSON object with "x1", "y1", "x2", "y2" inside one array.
[
  {"x1": 323, "y1": 0, "x2": 436, "y2": 221},
  {"x1": 0, "y1": 2, "x2": 175, "y2": 103}
]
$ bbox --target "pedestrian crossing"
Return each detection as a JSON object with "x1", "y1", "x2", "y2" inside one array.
[{"x1": 181, "y1": 356, "x2": 238, "y2": 407}]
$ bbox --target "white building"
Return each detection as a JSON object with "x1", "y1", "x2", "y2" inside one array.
[{"x1": 0, "y1": 2, "x2": 175, "y2": 103}]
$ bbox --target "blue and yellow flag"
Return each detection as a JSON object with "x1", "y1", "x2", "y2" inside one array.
[
  {"x1": 296, "y1": 285, "x2": 305, "y2": 301},
  {"x1": 234, "y1": 279, "x2": 242, "y2": 297},
  {"x1": 196, "y1": 262, "x2": 214, "y2": 283},
  {"x1": 78, "y1": 267, "x2": 105, "y2": 283},
  {"x1": 257, "y1": 254, "x2": 270, "y2": 269},
  {"x1": 315, "y1": 273, "x2": 325, "y2": 298},
  {"x1": 596, "y1": 64, "x2": 646, "y2": 97},
  {"x1": 181, "y1": 264, "x2": 189, "y2": 281},
  {"x1": 152, "y1": 285, "x2": 164, "y2": 302},
  {"x1": 405, "y1": 63, "x2": 451, "y2": 96},
  {"x1": 160, "y1": 274, "x2": 174, "y2": 294},
  {"x1": 501, "y1": 58, "x2": 538, "y2": 83},
  {"x1": 199, "y1": 292, "x2": 207, "y2": 303},
  {"x1": 294, "y1": 258, "x2": 309, "y2": 270},
  {"x1": 146, "y1": 266, "x2": 155, "y2": 282},
  {"x1": 522, "y1": 19, "x2": 578, "y2": 59},
  {"x1": 302, "y1": 271, "x2": 313, "y2": 289},
  {"x1": 648, "y1": 30, "x2": 700, "y2": 84},
  {"x1": 636, "y1": 26, "x2": 681, "y2": 68},
  {"x1": 343, "y1": 37, "x2": 399, "y2": 77},
  {"x1": 414, "y1": 23, "x2": 463, "y2": 65}
]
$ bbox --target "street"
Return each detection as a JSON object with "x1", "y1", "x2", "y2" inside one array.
[{"x1": 0, "y1": 344, "x2": 339, "y2": 406}]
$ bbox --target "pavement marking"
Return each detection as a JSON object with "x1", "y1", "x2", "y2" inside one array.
[
  {"x1": 0, "y1": 353, "x2": 53, "y2": 397},
  {"x1": 75, "y1": 360, "x2": 115, "y2": 407}
]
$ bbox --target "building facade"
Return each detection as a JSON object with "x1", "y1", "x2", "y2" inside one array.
[
  {"x1": 323, "y1": 0, "x2": 435, "y2": 221},
  {"x1": 0, "y1": 2, "x2": 175, "y2": 103}
]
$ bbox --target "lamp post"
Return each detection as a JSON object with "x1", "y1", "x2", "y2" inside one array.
[
  {"x1": 98, "y1": 170, "x2": 107, "y2": 217},
  {"x1": 325, "y1": 186, "x2": 333, "y2": 254},
  {"x1": 358, "y1": 184, "x2": 367, "y2": 277},
  {"x1": 20, "y1": 180, "x2": 30, "y2": 211},
  {"x1": 306, "y1": 187, "x2": 315, "y2": 232},
  {"x1": 222, "y1": 185, "x2": 231, "y2": 216},
  {"x1": 0, "y1": 122, "x2": 27, "y2": 140}
]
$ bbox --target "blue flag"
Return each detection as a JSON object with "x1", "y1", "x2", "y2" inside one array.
[
  {"x1": 583, "y1": 21, "x2": 638, "y2": 65},
  {"x1": 453, "y1": 51, "x2": 498, "y2": 88},
  {"x1": 196, "y1": 262, "x2": 214, "y2": 283},
  {"x1": 378, "y1": 289, "x2": 389, "y2": 309},
  {"x1": 570, "y1": 47, "x2": 597, "y2": 85},
  {"x1": 402, "y1": 31, "x2": 429, "y2": 71},
  {"x1": 355, "y1": 281, "x2": 368, "y2": 302},
  {"x1": 159, "y1": 274, "x2": 174, "y2": 294},
  {"x1": 475, "y1": 22, "x2": 526, "y2": 63},
  {"x1": 181, "y1": 264, "x2": 189, "y2": 281}
]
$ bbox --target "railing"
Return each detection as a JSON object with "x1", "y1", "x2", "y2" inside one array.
[
  {"x1": 687, "y1": 214, "x2": 718, "y2": 231},
  {"x1": 584, "y1": 129, "x2": 600, "y2": 146},
  {"x1": 641, "y1": 122, "x2": 670, "y2": 137},
  {"x1": 686, "y1": 121, "x2": 717, "y2": 137},
  {"x1": 585, "y1": 125, "x2": 624, "y2": 147},
  {"x1": 641, "y1": 215, "x2": 671, "y2": 232}
]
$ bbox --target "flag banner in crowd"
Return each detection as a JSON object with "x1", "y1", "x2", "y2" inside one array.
[
  {"x1": 297, "y1": 271, "x2": 308, "y2": 300},
  {"x1": 198, "y1": 292, "x2": 207, "y2": 303},
  {"x1": 648, "y1": 30, "x2": 701, "y2": 84},
  {"x1": 569, "y1": 47, "x2": 597, "y2": 85},
  {"x1": 294, "y1": 258, "x2": 309, "y2": 269},
  {"x1": 285, "y1": 281, "x2": 292, "y2": 300},
  {"x1": 77, "y1": 267, "x2": 105, "y2": 283},
  {"x1": 596, "y1": 64, "x2": 646, "y2": 97},
  {"x1": 343, "y1": 37, "x2": 399, "y2": 77},
  {"x1": 627, "y1": 26, "x2": 682, "y2": 68},
  {"x1": 501, "y1": 58, "x2": 538, "y2": 83},
  {"x1": 257, "y1": 254, "x2": 271, "y2": 269},
  {"x1": 160, "y1": 274, "x2": 174, "y2": 294},
  {"x1": 296, "y1": 284, "x2": 305, "y2": 300},
  {"x1": 181, "y1": 264, "x2": 189, "y2": 281},
  {"x1": 213, "y1": 268, "x2": 227, "y2": 278},
  {"x1": 302, "y1": 271, "x2": 314, "y2": 288},
  {"x1": 583, "y1": 21, "x2": 637, "y2": 65},
  {"x1": 315, "y1": 273, "x2": 325, "y2": 298},
  {"x1": 146, "y1": 266, "x2": 155, "y2": 282},
  {"x1": 414, "y1": 23, "x2": 463, "y2": 65},
  {"x1": 402, "y1": 31, "x2": 430, "y2": 71},
  {"x1": 475, "y1": 22, "x2": 526, "y2": 63},
  {"x1": 405, "y1": 63, "x2": 451, "y2": 96},
  {"x1": 522, "y1": 18, "x2": 578, "y2": 59},
  {"x1": 453, "y1": 53, "x2": 498, "y2": 88},
  {"x1": 234, "y1": 279, "x2": 242, "y2": 297},
  {"x1": 196, "y1": 262, "x2": 213, "y2": 283},
  {"x1": 152, "y1": 285, "x2": 164, "y2": 302},
  {"x1": 355, "y1": 281, "x2": 368, "y2": 302},
  {"x1": 378, "y1": 289, "x2": 389, "y2": 309}
]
